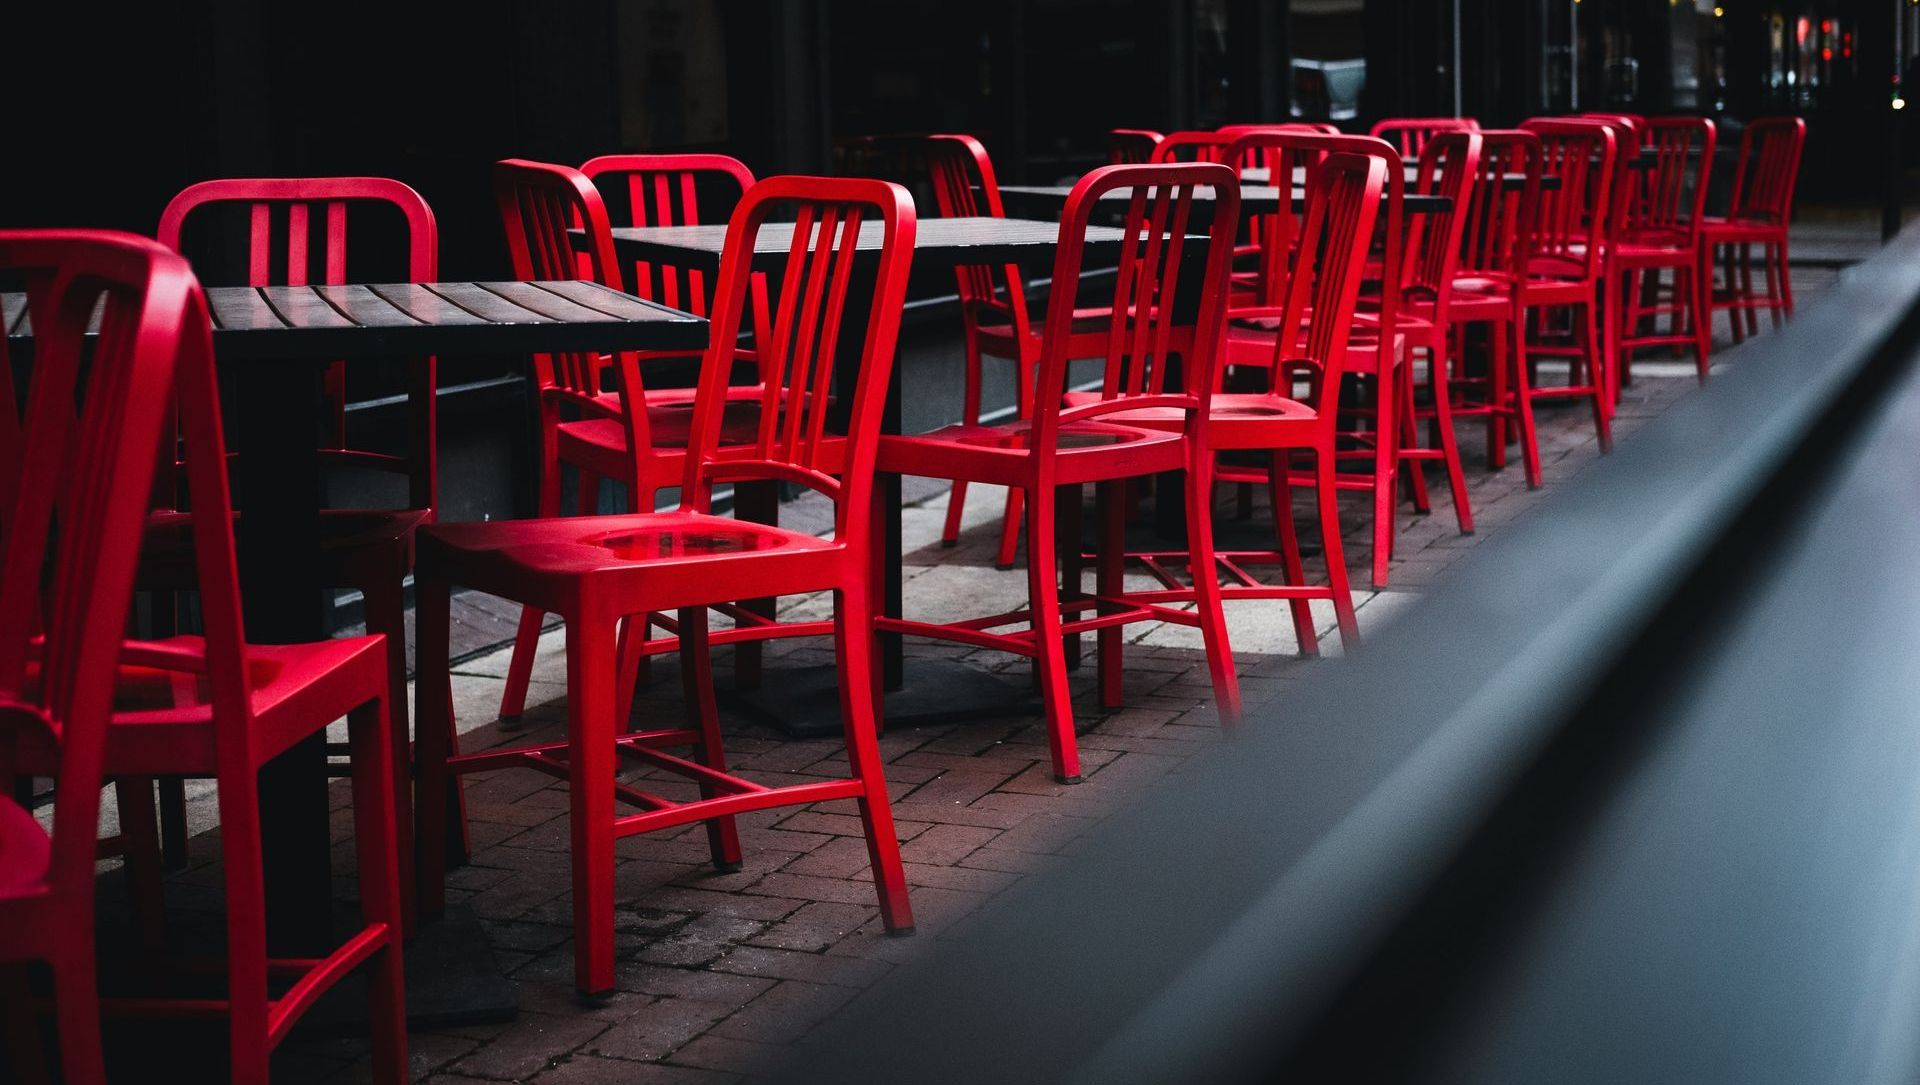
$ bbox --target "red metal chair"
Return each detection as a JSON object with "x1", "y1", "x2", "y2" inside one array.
[
  {"x1": 415, "y1": 176, "x2": 919, "y2": 996},
  {"x1": 1108, "y1": 128, "x2": 1164, "y2": 164},
  {"x1": 1606, "y1": 116, "x2": 1716, "y2": 388},
  {"x1": 1368, "y1": 116, "x2": 1479, "y2": 158},
  {"x1": 925, "y1": 134, "x2": 1116, "y2": 567},
  {"x1": 3, "y1": 230, "x2": 408, "y2": 1082},
  {"x1": 1700, "y1": 116, "x2": 1805, "y2": 344},
  {"x1": 1175, "y1": 147, "x2": 1390, "y2": 649},
  {"x1": 1453, "y1": 119, "x2": 1614, "y2": 488},
  {"x1": 499, "y1": 155, "x2": 775, "y2": 719},
  {"x1": 1149, "y1": 130, "x2": 1234, "y2": 164},
  {"x1": 878, "y1": 162, "x2": 1244, "y2": 783},
  {"x1": 156, "y1": 176, "x2": 434, "y2": 896}
]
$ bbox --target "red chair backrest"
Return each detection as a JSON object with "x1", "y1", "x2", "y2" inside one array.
[
  {"x1": 1149, "y1": 131, "x2": 1233, "y2": 164},
  {"x1": 157, "y1": 177, "x2": 439, "y2": 511},
  {"x1": 493, "y1": 159, "x2": 642, "y2": 423},
  {"x1": 1634, "y1": 116, "x2": 1716, "y2": 242},
  {"x1": 1270, "y1": 153, "x2": 1389, "y2": 422},
  {"x1": 1369, "y1": 116, "x2": 1480, "y2": 158},
  {"x1": 1031, "y1": 162, "x2": 1241, "y2": 463},
  {"x1": 0, "y1": 231, "x2": 221, "y2": 902},
  {"x1": 1728, "y1": 116, "x2": 1806, "y2": 226},
  {"x1": 1402, "y1": 130, "x2": 1483, "y2": 311},
  {"x1": 1457, "y1": 130, "x2": 1545, "y2": 282},
  {"x1": 673, "y1": 177, "x2": 916, "y2": 545},
  {"x1": 1108, "y1": 129, "x2": 1165, "y2": 164},
  {"x1": 579, "y1": 153, "x2": 753, "y2": 317},
  {"x1": 924, "y1": 134, "x2": 1035, "y2": 335},
  {"x1": 1519, "y1": 118, "x2": 1615, "y2": 282}
]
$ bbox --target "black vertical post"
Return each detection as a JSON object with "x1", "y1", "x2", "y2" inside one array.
[
  {"x1": 1228, "y1": 0, "x2": 1288, "y2": 123},
  {"x1": 767, "y1": 0, "x2": 832, "y2": 175},
  {"x1": 990, "y1": 0, "x2": 1031, "y2": 181}
]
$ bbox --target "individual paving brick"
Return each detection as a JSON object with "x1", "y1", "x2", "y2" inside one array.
[
  {"x1": 747, "y1": 901, "x2": 877, "y2": 953},
  {"x1": 710, "y1": 945, "x2": 893, "y2": 989},
  {"x1": 614, "y1": 962, "x2": 777, "y2": 1006},
  {"x1": 900, "y1": 861, "x2": 1023, "y2": 894},
  {"x1": 885, "y1": 800, "x2": 1026, "y2": 830},
  {"x1": 664, "y1": 1035, "x2": 796, "y2": 1077},
  {"x1": 530, "y1": 1054, "x2": 741, "y2": 1085},
  {"x1": 447, "y1": 1010, "x2": 615, "y2": 1081},
  {"x1": 589, "y1": 997, "x2": 738, "y2": 1062},
  {"x1": 957, "y1": 847, "x2": 1059, "y2": 875},
  {"x1": 638, "y1": 913, "x2": 771, "y2": 968},
  {"x1": 709, "y1": 980, "x2": 859, "y2": 1046},
  {"x1": 779, "y1": 835, "x2": 890, "y2": 880},
  {"x1": 987, "y1": 813, "x2": 1098, "y2": 856},
  {"x1": 897, "y1": 823, "x2": 1001, "y2": 866},
  {"x1": 744, "y1": 872, "x2": 888, "y2": 907},
  {"x1": 634, "y1": 885, "x2": 807, "y2": 922}
]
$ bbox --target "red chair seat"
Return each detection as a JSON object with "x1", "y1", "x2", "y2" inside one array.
[
  {"x1": 879, "y1": 419, "x2": 1185, "y2": 488},
  {"x1": 0, "y1": 801, "x2": 49, "y2": 896},
  {"x1": 1061, "y1": 390, "x2": 1318, "y2": 449}
]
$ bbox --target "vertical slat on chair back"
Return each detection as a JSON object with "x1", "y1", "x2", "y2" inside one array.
[
  {"x1": 1636, "y1": 117, "x2": 1716, "y2": 241},
  {"x1": 1458, "y1": 130, "x2": 1544, "y2": 281},
  {"x1": 1262, "y1": 154, "x2": 1388, "y2": 423},
  {"x1": 1404, "y1": 130, "x2": 1483, "y2": 305},
  {"x1": 0, "y1": 232, "x2": 198, "y2": 897},
  {"x1": 493, "y1": 159, "x2": 640, "y2": 415},
  {"x1": 926, "y1": 135, "x2": 1033, "y2": 334},
  {"x1": 1108, "y1": 129, "x2": 1165, "y2": 164},
  {"x1": 1733, "y1": 117, "x2": 1807, "y2": 225},
  {"x1": 672, "y1": 177, "x2": 916, "y2": 543},
  {"x1": 1520, "y1": 118, "x2": 1615, "y2": 281},
  {"x1": 1033, "y1": 162, "x2": 1239, "y2": 455},
  {"x1": 580, "y1": 154, "x2": 753, "y2": 319},
  {"x1": 1368, "y1": 117, "x2": 1480, "y2": 159}
]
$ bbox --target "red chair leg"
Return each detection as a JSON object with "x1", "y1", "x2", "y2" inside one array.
[
  {"x1": 677, "y1": 607, "x2": 742, "y2": 872},
  {"x1": 942, "y1": 333, "x2": 985, "y2": 547},
  {"x1": 1096, "y1": 480, "x2": 1125, "y2": 710},
  {"x1": 1185, "y1": 463, "x2": 1241, "y2": 723},
  {"x1": 1313, "y1": 451, "x2": 1360, "y2": 649},
  {"x1": 834, "y1": 581, "x2": 914, "y2": 933},
  {"x1": 1511, "y1": 309, "x2": 1543, "y2": 489},
  {"x1": 1369, "y1": 364, "x2": 1397, "y2": 592},
  {"x1": 1429, "y1": 338, "x2": 1474, "y2": 535},
  {"x1": 214, "y1": 753, "x2": 271, "y2": 1084},
  {"x1": 732, "y1": 481, "x2": 779, "y2": 690},
  {"x1": 1487, "y1": 319, "x2": 1510, "y2": 470},
  {"x1": 346, "y1": 693, "x2": 408, "y2": 1083},
  {"x1": 566, "y1": 613, "x2": 618, "y2": 996},
  {"x1": 115, "y1": 777, "x2": 169, "y2": 951},
  {"x1": 414, "y1": 573, "x2": 454, "y2": 918},
  {"x1": 1268, "y1": 452, "x2": 1319, "y2": 657},
  {"x1": 501, "y1": 438, "x2": 566, "y2": 720},
  {"x1": 1585, "y1": 300, "x2": 1614, "y2": 450},
  {"x1": 361, "y1": 573, "x2": 417, "y2": 936},
  {"x1": 1022, "y1": 483, "x2": 1080, "y2": 783},
  {"x1": 49, "y1": 952, "x2": 105, "y2": 1085},
  {"x1": 995, "y1": 361, "x2": 1037, "y2": 570},
  {"x1": 1778, "y1": 237, "x2": 1794, "y2": 317}
]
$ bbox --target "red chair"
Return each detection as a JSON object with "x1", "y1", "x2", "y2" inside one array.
[
  {"x1": 878, "y1": 162, "x2": 1244, "y2": 783},
  {"x1": 925, "y1": 134, "x2": 1116, "y2": 567},
  {"x1": 4, "y1": 231, "x2": 408, "y2": 1082},
  {"x1": 1149, "y1": 130, "x2": 1234, "y2": 164},
  {"x1": 1700, "y1": 116, "x2": 1805, "y2": 344},
  {"x1": 415, "y1": 176, "x2": 919, "y2": 996},
  {"x1": 1607, "y1": 116, "x2": 1716, "y2": 388},
  {"x1": 1173, "y1": 150, "x2": 1389, "y2": 651},
  {"x1": 1108, "y1": 128, "x2": 1164, "y2": 164},
  {"x1": 156, "y1": 176, "x2": 435, "y2": 897},
  {"x1": 1456, "y1": 119, "x2": 1614, "y2": 488},
  {"x1": 1369, "y1": 116, "x2": 1480, "y2": 158},
  {"x1": 499, "y1": 154, "x2": 774, "y2": 719}
]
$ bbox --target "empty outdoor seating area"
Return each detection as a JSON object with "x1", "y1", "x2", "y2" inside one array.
[{"x1": 5, "y1": 1, "x2": 1914, "y2": 1082}]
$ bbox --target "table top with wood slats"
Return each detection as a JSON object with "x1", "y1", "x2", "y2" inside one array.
[
  {"x1": 2, "y1": 279, "x2": 707, "y2": 361},
  {"x1": 593, "y1": 216, "x2": 1127, "y2": 274}
]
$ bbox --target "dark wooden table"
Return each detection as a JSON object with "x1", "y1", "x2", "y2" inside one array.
[
  {"x1": 7, "y1": 278, "x2": 705, "y2": 1019},
  {"x1": 591, "y1": 216, "x2": 1128, "y2": 734}
]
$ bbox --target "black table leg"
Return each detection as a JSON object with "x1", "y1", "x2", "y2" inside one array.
[{"x1": 234, "y1": 364, "x2": 333, "y2": 956}]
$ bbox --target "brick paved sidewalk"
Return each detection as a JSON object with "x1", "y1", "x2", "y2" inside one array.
[{"x1": 134, "y1": 277, "x2": 1839, "y2": 1084}]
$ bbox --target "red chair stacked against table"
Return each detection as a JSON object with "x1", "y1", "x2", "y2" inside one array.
[
  {"x1": 1210, "y1": 124, "x2": 1339, "y2": 304},
  {"x1": 1135, "y1": 146, "x2": 1390, "y2": 656},
  {"x1": 1108, "y1": 129, "x2": 1164, "y2": 164},
  {"x1": 879, "y1": 162, "x2": 1244, "y2": 785},
  {"x1": 1606, "y1": 116, "x2": 1716, "y2": 391},
  {"x1": 2, "y1": 231, "x2": 408, "y2": 1082},
  {"x1": 1699, "y1": 116, "x2": 1806, "y2": 345},
  {"x1": 1369, "y1": 116, "x2": 1480, "y2": 159},
  {"x1": 499, "y1": 154, "x2": 773, "y2": 721},
  {"x1": 1443, "y1": 130, "x2": 1544, "y2": 480},
  {"x1": 925, "y1": 134, "x2": 1123, "y2": 569},
  {"x1": 415, "y1": 176, "x2": 919, "y2": 997},
  {"x1": 1455, "y1": 119, "x2": 1614, "y2": 488},
  {"x1": 156, "y1": 176, "x2": 436, "y2": 911}
]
